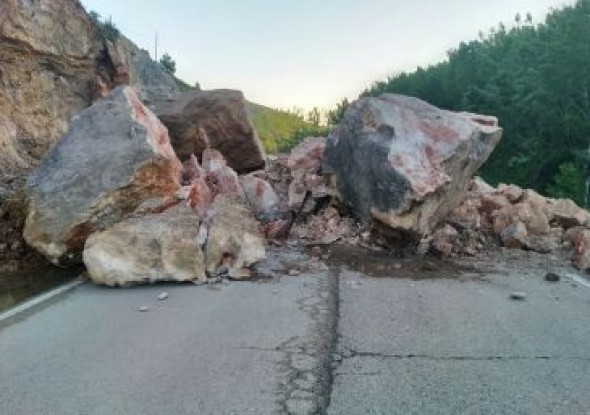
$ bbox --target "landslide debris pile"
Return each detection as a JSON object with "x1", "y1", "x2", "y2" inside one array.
[
  {"x1": 2, "y1": 0, "x2": 590, "y2": 283},
  {"x1": 5, "y1": 82, "x2": 590, "y2": 286}
]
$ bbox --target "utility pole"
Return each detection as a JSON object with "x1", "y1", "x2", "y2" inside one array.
[{"x1": 155, "y1": 31, "x2": 158, "y2": 61}]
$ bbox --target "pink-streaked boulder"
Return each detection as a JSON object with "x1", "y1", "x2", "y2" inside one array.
[
  {"x1": 323, "y1": 94, "x2": 502, "y2": 240},
  {"x1": 153, "y1": 89, "x2": 265, "y2": 173},
  {"x1": 239, "y1": 174, "x2": 280, "y2": 218},
  {"x1": 567, "y1": 227, "x2": 590, "y2": 271},
  {"x1": 287, "y1": 137, "x2": 326, "y2": 172},
  {"x1": 182, "y1": 154, "x2": 203, "y2": 185},
  {"x1": 202, "y1": 148, "x2": 244, "y2": 198},
  {"x1": 179, "y1": 154, "x2": 213, "y2": 215},
  {"x1": 24, "y1": 86, "x2": 181, "y2": 265}
]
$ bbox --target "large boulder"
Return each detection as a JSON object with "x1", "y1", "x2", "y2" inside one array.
[
  {"x1": 204, "y1": 194, "x2": 266, "y2": 278},
  {"x1": 24, "y1": 87, "x2": 181, "y2": 265},
  {"x1": 154, "y1": 90, "x2": 265, "y2": 173},
  {"x1": 83, "y1": 204, "x2": 205, "y2": 286},
  {"x1": 323, "y1": 94, "x2": 502, "y2": 240}
]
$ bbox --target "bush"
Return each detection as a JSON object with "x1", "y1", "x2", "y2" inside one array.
[
  {"x1": 159, "y1": 53, "x2": 176, "y2": 75},
  {"x1": 88, "y1": 11, "x2": 120, "y2": 42},
  {"x1": 546, "y1": 162, "x2": 587, "y2": 206}
]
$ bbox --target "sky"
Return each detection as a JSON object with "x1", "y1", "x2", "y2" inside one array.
[{"x1": 81, "y1": 0, "x2": 574, "y2": 112}]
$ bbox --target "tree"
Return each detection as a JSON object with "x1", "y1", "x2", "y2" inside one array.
[
  {"x1": 88, "y1": 11, "x2": 120, "y2": 42},
  {"x1": 101, "y1": 17, "x2": 120, "y2": 42},
  {"x1": 159, "y1": 53, "x2": 176, "y2": 75},
  {"x1": 327, "y1": 98, "x2": 349, "y2": 125},
  {"x1": 307, "y1": 107, "x2": 321, "y2": 127}
]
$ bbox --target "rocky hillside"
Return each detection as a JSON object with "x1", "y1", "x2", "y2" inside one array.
[{"x1": 0, "y1": 0, "x2": 180, "y2": 180}]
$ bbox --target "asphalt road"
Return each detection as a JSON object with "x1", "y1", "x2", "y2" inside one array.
[
  {"x1": 329, "y1": 258, "x2": 590, "y2": 415},
  {"x1": 1, "y1": 248, "x2": 590, "y2": 415},
  {"x1": 0, "y1": 249, "x2": 337, "y2": 415}
]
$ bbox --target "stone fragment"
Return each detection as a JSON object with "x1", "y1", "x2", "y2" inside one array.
[
  {"x1": 550, "y1": 198, "x2": 590, "y2": 228},
  {"x1": 567, "y1": 227, "x2": 590, "y2": 271},
  {"x1": 286, "y1": 136, "x2": 326, "y2": 172},
  {"x1": 500, "y1": 222, "x2": 528, "y2": 249},
  {"x1": 239, "y1": 174, "x2": 280, "y2": 219},
  {"x1": 544, "y1": 272, "x2": 561, "y2": 282},
  {"x1": 509, "y1": 292, "x2": 527, "y2": 301}
]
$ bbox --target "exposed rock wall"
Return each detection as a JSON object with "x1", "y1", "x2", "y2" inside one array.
[
  {"x1": 0, "y1": 0, "x2": 181, "y2": 180},
  {"x1": 0, "y1": 0, "x2": 103, "y2": 177},
  {"x1": 107, "y1": 36, "x2": 181, "y2": 104}
]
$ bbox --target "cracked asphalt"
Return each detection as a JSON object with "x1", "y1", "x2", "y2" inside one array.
[
  {"x1": 1, "y1": 247, "x2": 590, "y2": 414},
  {"x1": 329, "y1": 260, "x2": 590, "y2": 415}
]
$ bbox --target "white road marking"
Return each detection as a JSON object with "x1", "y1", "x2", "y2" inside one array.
[
  {"x1": 565, "y1": 273, "x2": 590, "y2": 289},
  {"x1": 0, "y1": 279, "x2": 84, "y2": 323}
]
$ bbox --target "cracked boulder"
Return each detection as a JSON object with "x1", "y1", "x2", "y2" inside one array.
[
  {"x1": 323, "y1": 94, "x2": 502, "y2": 241},
  {"x1": 84, "y1": 204, "x2": 206, "y2": 286},
  {"x1": 154, "y1": 89, "x2": 265, "y2": 173},
  {"x1": 204, "y1": 194, "x2": 265, "y2": 278},
  {"x1": 24, "y1": 86, "x2": 181, "y2": 265},
  {"x1": 240, "y1": 174, "x2": 280, "y2": 219}
]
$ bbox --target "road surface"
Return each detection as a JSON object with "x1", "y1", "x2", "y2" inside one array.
[{"x1": 1, "y1": 247, "x2": 590, "y2": 414}]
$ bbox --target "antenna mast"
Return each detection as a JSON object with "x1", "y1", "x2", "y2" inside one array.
[{"x1": 155, "y1": 31, "x2": 159, "y2": 61}]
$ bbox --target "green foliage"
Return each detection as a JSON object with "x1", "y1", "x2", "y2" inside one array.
[
  {"x1": 327, "y1": 98, "x2": 349, "y2": 125},
  {"x1": 89, "y1": 11, "x2": 120, "y2": 42},
  {"x1": 248, "y1": 103, "x2": 329, "y2": 153},
  {"x1": 173, "y1": 76, "x2": 194, "y2": 92},
  {"x1": 546, "y1": 162, "x2": 586, "y2": 206},
  {"x1": 358, "y1": 0, "x2": 590, "y2": 203},
  {"x1": 159, "y1": 53, "x2": 176, "y2": 75}
]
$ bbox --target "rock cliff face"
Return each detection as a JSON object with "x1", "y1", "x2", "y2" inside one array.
[
  {"x1": 107, "y1": 36, "x2": 181, "y2": 104},
  {"x1": 0, "y1": 0, "x2": 180, "y2": 180},
  {"x1": 0, "y1": 0, "x2": 103, "y2": 177}
]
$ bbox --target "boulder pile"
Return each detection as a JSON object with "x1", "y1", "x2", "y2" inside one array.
[
  {"x1": 431, "y1": 179, "x2": 590, "y2": 269},
  {"x1": 22, "y1": 86, "x2": 269, "y2": 286},
  {"x1": 14, "y1": 88, "x2": 590, "y2": 287}
]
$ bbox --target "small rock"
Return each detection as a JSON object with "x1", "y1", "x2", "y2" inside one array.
[
  {"x1": 138, "y1": 306, "x2": 150, "y2": 312},
  {"x1": 509, "y1": 292, "x2": 527, "y2": 301},
  {"x1": 157, "y1": 292, "x2": 169, "y2": 301},
  {"x1": 544, "y1": 272, "x2": 561, "y2": 282}
]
